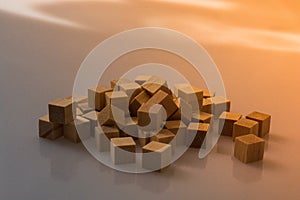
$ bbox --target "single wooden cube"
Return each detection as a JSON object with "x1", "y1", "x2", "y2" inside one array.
[
  {"x1": 110, "y1": 91, "x2": 129, "y2": 109},
  {"x1": 38, "y1": 115, "x2": 63, "y2": 140},
  {"x1": 203, "y1": 90, "x2": 215, "y2": 98},
  {"x1": 151, "y1": 129, "x2": 175, "y2": 144},
  {"x1": 233, "y1": 118, "x2": 259, "y2": 141},
  {"x1": 110, "y1": 78, "x2": 132, "y2": 90},
  {"x1": 234, "y1": 134, "x2": 265, "y2": 163},
  {"x1": 88, "y1": 86, "x2": 112, "y2": 111},
  {"x1": 138, "y1": 129, "x2": 152, "y2": 147},
  {"x1": 64, "y1": 116, "x2": 90, "y2": 143},
  {"x1": 219, "y1": 112, "x2": 242, "y2": 137},
  {"x1": 164, "y1": 120, "x2": 187, "y2": 147},
  {"x1": 187, "y1": 123, "x2": 209, "y2": 148},
  {"x1": 95, "y1": 126, "x2": 120, "y2": 152},
  {"x1": 209, "y1": 96, "x2": 231, "y2": 118},
  {"x1": 192, "y1": 112, "x2": 213, "y2": 123},
  {"x1": 48, "y1": 97, "x2": 74, "y2": 124},
  {"x1": 129, "y1": 90, "x2": 150, "y2": 116},
  {"x1": 142, "y1": 141, "x2": 172, "y2": 171},
  {"x1": 246, "y1": 111, "x2": 271, "y2": 137},
  {"x1": 142, "y1": 76, "x2": 171, "y2": 95},
  {"x1": 82, "y1": 111, "x2": 99, "y2": 136},
  {"x1": 97, "y1": 105, "x2": 116, "y2": 126},
  {"x1": 135, "y1": 75, "x2": 151, "y2": 85},
  {"x1": 177, "y1": 85, "x2": 203, "y2": 111},
  {"x1": 202, "y1": 98, "x2": 213, "y2": 114},
  {"x1": 119, "y1": 82, "x2": 143, "y2": 102},
  {"x1": 110, "y1": 137, "x2": 136, "y2": 165}
]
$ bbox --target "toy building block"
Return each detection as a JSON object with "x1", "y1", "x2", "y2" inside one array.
[
  {"x1": 203, "y1": 90, "x2": 215, "y2": 98},
  {"x1": 234, "y1": 134, "x2": 265, "y2": 163},
  {"x1": 111, "y1": 105, "x2": 128, "y2": 127},
  {"x1": 48, "y1": 97, "x2": 74, "y2": 124},
  {"x1": 97, "y1": 105, "x2": 116, "y2": 126},
  {"x1": 147, "y1": 90, "x2": 178, "y2": 118},
  {"x1": 110, "y1": 91, "x2": 129, "y2": 110},
  {"x1": 164, "y1": 120, "x2": 187, "y2": 146},
  {"x1": 95, "y1": 126, "x2": 120, "y2": 152},
  {"x1": 111, "y1": 137, "x2": 136, "y2": 165},
  {"x1": 138, "y1": 129, "x2": 152, "y2": 147},
  {"x1": 177, "y1": 85, "x2": 203, "y2": 110},
  {"x1": 38, "y1": 115, "x2": 63, "y2": 140},
  {"x1": 180, "y1": 98, "x2": 193, "y2": 124},
  {"x1": 208, "y1": 96, "x2": 231, "y2": 118},
  {"x1": 110, "y1": 78, "x2": 131, "y2": 90},
  {"x1": 187, "y1": 123, "x2": 209, "y2": 148},
  {"x1": 246, "y1": 111, "x2": 271, "y2": 137},
  {"x1": 82, "y1": 111, "x2": 99, "y2": 136},
  {"x1": 151, "y1": 129, "x2": 175, "y2": 144},
  {"x1": 192, "y1": 112, "x2": 213, "y2": 123},
  {"x1": 142, "y1": 76, "x2": 171, "y2": 95},
  {"x1": 219, "y1": 112, "x2": 242, "y2": 137},
  {"x1": 142, "y1": 141, "x2": 172, "y2": 171},
  {"x1": 135, "y1": 75, "x2": 151, "y2": 85},
  {"x1": 119, "y1": 82, "x2": 143, "y2": 102},
  {"x1": 88, "y1": 86, "x2": 112, "y2": 111},
  {"x1": 233, "y1": 118, "x2": 259, "y2": 141},
  {"x1": 173, "y1": 83, "x2": 189, "y2": 97},
  {"x1": 202, "y1": 98, "x2": 213, "y2": 114},
  {"x1": 168, "y1": 98, "x2": 181, "y2": 120},
  {"x1": 129, "y1": 90, "x2": 150, "y2": 116},
  {"x1": 77, "y1": 102, "x2": 93, "y2": 114},
  {"x1": 64, "y1": 116, "x2": 90, "y2": 143}
]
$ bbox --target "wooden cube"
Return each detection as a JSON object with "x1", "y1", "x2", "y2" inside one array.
[
  {"x1": 105, "y1": 91, "x2": 113, "y2": 105},
  {"x1": 202, "y1": 98, "x2": 213, "y2": 114},
  {"x1": 97, "y1": 105, "x2": 116, "y2": 126},
  {"x1": 64, "y1": 116, "x2": 90, "y2": 143},
  {"x1": 38, "y1": 115, "x2": 63, "y2": 140},
  {"x1": 180, "y1": 98, "x2": 193, "y2": 124},
  {"x1": 48, "y1": 97, "x2": 74, "y2": 124},
  {"x1": 138, "y1": 129, "x2": 152, "y2": 147},
  {"x1": 234, "y1": 134, "x2": 265, "y2": 163},
  {"x1": 129, "y1": 90, "x2": 150, "y2": 116},
  {"x1": 192, "y1": 112, "x2": 213, "y2": 123},
  {"x1": 219, "y1": 112, "x2": 242, "y2": 137},
  {"x1": 82, "y1": 111, "x2": 99, "y2": 136},
  {"x1": 209, "y1": 96, "x2": 231, "y2": 118},
  {"x1": 177, "y1": 85, "x2": 203, "y2": 111},
  {"x1": 151, "y1": 129, "x2": 175, "y2": 144},
  {"x1": 95, "y1": 126, "x2": 120, "y2": 152},
  {"x1": 142, "y1": 141, "x2": 172, "y2": 171},
  {"x1": 119, "y1": 82, "x2": 143, "y2": 102},
  {"x1": 135, "y1": 75, "x2": 151, "y2": 85},
  {"x1": 110, "y1": 91, "x2": 129, "y2": 109},
  {"x1": 203, "y1": 90, "x2": 215, "y2": 98},
  {"x1": 187, "y1": 123, "x2": 209, "y2": 148},
  {"x1": 164, "y1": 120, "x2": 187, "y2": 147},
  {"x1": 110, "y1": 137, "x2": 136, "y2": 165},
  {"x1": 88, "y1": 86, "x2": 112, "y2": 111},
  {"x1": 233, "y1": 118, "x2": 259, "y2": 141},
  {"x1": 168, "y1": 98, "x2": 181, "y2": 120},
  {"x1": 142, "y1": 76, "x2": 171, "y2": 95},
  {"x1": 110, "y1": 78, "x2": 131, "y2": 90},
  {"x1": 246, "y1": 111, "x2": 271, "y2": 137}
]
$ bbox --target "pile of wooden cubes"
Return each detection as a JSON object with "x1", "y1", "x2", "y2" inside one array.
[{"x1": 38, "y1": 75, "x2": 271, "y2": 169}]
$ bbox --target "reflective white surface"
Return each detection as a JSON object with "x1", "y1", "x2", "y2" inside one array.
[{"x1": 1, "y1": 1, "x2": 300, "y2": 199}]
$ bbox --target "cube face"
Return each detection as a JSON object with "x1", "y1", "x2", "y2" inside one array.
[
  {"x1": 97, "y1": 105, "x2": 115, "y2": 126},
  {"x1": 38, "y1": 115, "x2": 63, "y2": 140},
  {"x1": 88, "y1": 86, "x2": 112, "y2": 111},
  {"x1": 135, "y1": 75, "x2": 151, "y2": 85},
  {"x1": 110, "y1": 137, "x2": 136, "y2": 165},
  {"x1": 219, "y1": 112, "x2": 242, "y2": 137},
  {"x1": 119, "y1": 82, "x2": 142, "y2": 102},
  {"x1": 233, "y1": 118, "x2": 259, "y2": 141},
  {"x1": 187, "y1": 123, "x2": 209, "y2": 148},
  {"x1": 202, "y1": 98, "x2": 213, "y2": 114},
  {"x1": 151, "y1": 129, "x2": 175, "y2": 144},
  {"x1": 234, "y1": 134, "x2": 265, "y2": 163},
  {"x1": 177, "y1": 86, "x2": 203, "y2": 106},
  {"x1": 192, "y1": 112, "x2": 213, "y2": 123},
  {"x1": 208, "y1": 96, "x2": 231, "y2": 119},
  {"x1": 48, "y1": 98, "x2": 73, "y2": 124},
  {"x1": 246, "y1": 111, "x2": 271, "y2": 137},
  {"x1": 203, "y1": 90, "x2": 215, "y2": 98},
  {"x1": 142, "y1": 141, "x2": 172, "y2": 170},
  {"x1": 95, "y1": 126, "x2": 119, "y2": 152},
  {"x1": 142, "y1": 76, "x2": 170, "y2": 95},
  {"x1": 129, "y1": 90, "x2": 150, "y2": 116}
]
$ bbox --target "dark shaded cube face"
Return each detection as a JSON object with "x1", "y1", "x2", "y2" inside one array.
[{"x1": 49, "y1": 103, "x2": 73, "y2": 124}]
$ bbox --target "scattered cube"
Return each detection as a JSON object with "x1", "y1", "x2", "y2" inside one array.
[
  {"x1": 246, "y1": 111, "x2": 271, "y2": 137},
  {"x1": 95, "y1": 126, "x2": 120, "y2": 152},
  {"x1": 219, "y1": 112, "x2": 242, "y2": 137},
  {"x1": 48, "y1": 97, "x2": 74, "y2": 124},
  {"x1": 177, "y1": 85, "x2": 203, "y2": 111},
  {"x1": 164, "y1": 120, "x2": 187, "y2": 146},
  {"x1": 82, "y1": 111, "x2": 99, "y2": 136},
  {"x1": 111, "y1": 137, "x2": 136, "y2": 165},
  {"x1": 88, "y1": 86, "x2": 112, "y2": 111},
  {"x1": 110, "y1": 91, "x2": 129, "y2": 109},
  {"x1": 64, "y1": 116, "x2": 90, "y2": 143},
  {"x1": 135, "y1": 75, "x2": 151, "y2": 85},
  {"x1": 138, "y1": 129, "x2": 152, "y2": 147},
  {"x1": 234, "y1": 134, "x2": 265, "y2": 163},
  {"x1": 129, "y1": 90, "x2": 150, "y2": 116},
  {"x1": 187, "y1": 123, "x2": 209, "y2": 148},
  {"x1": 151, "y1": 129, "x2": 175, "y2": 144},
  {"x1": 233, "y1": 118, "x2": 259, "y2": 141},
  {"x1": 209, "y1": 96, "x2": 231, "y2": 118},
  {"x1": 203, "y1": 90, "x2": 215, "y2": 98},
  {"x1": 192, "y1": 112, "x2": 213, "y2": 123},
  {"x1": 38, "y1": 115, "x2": 63, "y2": 140},
  {"x1": 202, "y1": 98, "x2": 213, "y2": 114},
  {"x1": 142, "y1": 76, "x2": 171, "y2": 95},
  {"x1": 142, "y1": 141, "x2": 172, "y2": 171},
  {"x1": 97, "y1": 105, "x2": 116, "y2": 126}
]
